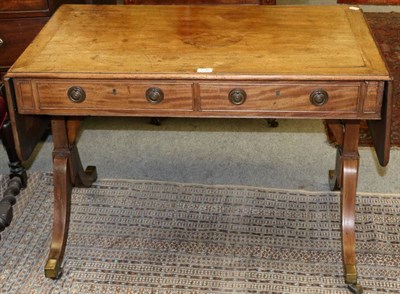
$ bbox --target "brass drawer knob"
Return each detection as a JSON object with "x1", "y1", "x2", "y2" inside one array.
[
  {"x1": 310, "y1": 89, "x2": 328, "y2": 106},
  {"x1": 229, "y1": 88, "x2": 247, "y2": 105},
  {"x1": 67, "y1": 86, "x2": 86, "y2": 103},
  {"x1": 0, "y1": 38, "x2": 3, "y2": 47},
  {"x1": 146, "y1": 87, "x2": 164, "y2": 104}
]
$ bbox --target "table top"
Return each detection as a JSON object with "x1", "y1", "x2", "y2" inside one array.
[{"x1": 7, "y1": 4, "x2": 389, "y2": 81}]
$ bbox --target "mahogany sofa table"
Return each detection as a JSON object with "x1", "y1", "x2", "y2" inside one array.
[{"x1": 4, "y1": 4, "x2": 392, "y2": 292}]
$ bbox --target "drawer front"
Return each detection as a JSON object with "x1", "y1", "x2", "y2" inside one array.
[
  {"x1": 199, "y1": 83, "x2": 360, "y2": 113},
  {"x1": 0, "y1": 0, "x2": 48, "y2": 13},
  {"x1": 0, "y1": 18, "x2": 48, "y2": 70},
  {"x1": 33, "y1": 81, "x2": 194, "y2": 113}
]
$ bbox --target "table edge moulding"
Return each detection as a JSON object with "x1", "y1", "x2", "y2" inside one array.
[{"x1": 4, "y1": 4, "x2": 393, "y2": 293}]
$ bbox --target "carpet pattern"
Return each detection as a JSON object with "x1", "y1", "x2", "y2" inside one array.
[
  {"x1": 326, "y1": 12, "x2": 400, "y2": 147},
  {"x1": 0, "y1": 173, "x2": 399, "y2": 293}
]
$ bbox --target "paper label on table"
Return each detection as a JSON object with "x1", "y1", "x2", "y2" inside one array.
[
  {"x1": 197, "y1": 68, "x2": 213, "y2": 73},
  {"x1": 349, "y1": 7, "x2": 360, "y2": 10}
]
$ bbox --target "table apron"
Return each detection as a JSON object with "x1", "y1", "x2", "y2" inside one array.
[{"x1": 11, "y1": 78, "x2": 384, "y2": 120}]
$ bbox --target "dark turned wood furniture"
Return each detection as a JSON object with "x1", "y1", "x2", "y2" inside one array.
[
  {"x1": 0, "y1": 0, "x2": 58, "y2": 237},
  {"x1": 0, "y1": 0, "x2": 52, "y2": 191},
  {"x1": 0, "y1": 1, "x2": 118, "y2": 164},
  {"x1": 0, "y1": 0, "x2": 117, "y2": 238},
  {"x1": 4, "y1": 5, "x2": 392, "y2": 293}
]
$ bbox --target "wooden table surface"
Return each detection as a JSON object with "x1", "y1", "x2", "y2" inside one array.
[
  {"x1": 4, "y1": 5, "x2": 392, "y2": 292},
  {"x1": 8, "y1": 5, "x2": 389, "y2": 81}
]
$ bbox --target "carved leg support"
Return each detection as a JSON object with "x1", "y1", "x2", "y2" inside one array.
[
  {"x1": 45, "y1": 155, "x2": 71, "y2": 279},
  {"x1": 327, "y1": 120, "x2": 362, "y2": 293},
  {"x1": 342, "y1": 155, "x2": 361, "y2": 293},
  {"x1": 44, "y1": 117, "x2": 96, "y2": 279}
]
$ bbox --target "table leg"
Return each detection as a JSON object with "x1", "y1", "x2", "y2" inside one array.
[
  {"x1": 0, "y1": 88, "x2": 27, "y2": 237},
  {"x1": 327, "y1": 120, "x2": 362, "y2": 293},
  {"x1": 0, "y1": 86, "x2": 27, "y2": 187},
  {"x1": 44, "y1": 117, "x2": 96, "y2": 279}
]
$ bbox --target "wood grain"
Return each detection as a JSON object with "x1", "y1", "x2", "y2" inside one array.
[
  {"x1": 0, "y1": 0, "x2": 48, "y2": 12},
  {"x1": 125, "y1": 0, "x2": 265, "y2": 4},
  {"x1": 36, "y1": 80, "x2": 194, "y2": 111},
  {"x1": 4, "y1": 5, "x2": 391, "y2": 287},
  {"x1": 7, "y1": 5, "x2": 390, "y2": 81},
  {"x1": 3, "y1": 77, "x2": 49, "y2": 161},
  {"x1": 0, "y1": 18, "x2": 49, "y2": 71},
  {"x1": 11, "y1": 78, "x2": 385, "y2": 119},
  {"x1": 368, "y1": 81, "x2": 393, "y2": 166},
  {"x1": 199, "y1": 82, "x2": 360, "y2": 112}
]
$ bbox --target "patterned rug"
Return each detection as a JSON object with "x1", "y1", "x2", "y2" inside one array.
[
  {"x1": 326, "y1": 12, "x2": 400, "y2": 147},
  {"x1": 0, "y1": 173, "x2": 399, "y2": 293}
]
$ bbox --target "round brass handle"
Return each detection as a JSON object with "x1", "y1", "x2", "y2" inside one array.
[
  {"x1": 0, "y1": 38, "x2": 3, "y2": 47},
  {"x1": 67, "y1": 86, "x2": 86, "y2": 103},
  {"x1": 146, "y1": 87, "x2": 164, "y2": 104},
  {"x1": 229, "y1": 88, "x2": 247, "y2": 105},
  {"x1": 310, "y1": 89, "x2": 329, "y2": 106}
]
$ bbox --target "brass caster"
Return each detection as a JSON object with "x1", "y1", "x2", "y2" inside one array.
[
  {"x1": 44, "y1": 258, "x2": 63, "y2": 279},
  {"x1": 347, "y1": 283, "x2": 363, "y2": 294},
  {"x1": 345, "y1": 265, "x2": 362, "y2": 294}
]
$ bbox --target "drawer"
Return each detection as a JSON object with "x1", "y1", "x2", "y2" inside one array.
[
  {"x1": 0, "y1": 18, "x2": 48, "y2": 70},
  {"x1": 0, "y1": 0, "x2": 48, "y2": 13},
  {"x1": 199, "y1": 83, "x2": 360, "y2": 113},
  {"x1": 26, "y1": 80, "x2": 194, "y2": 113}
]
